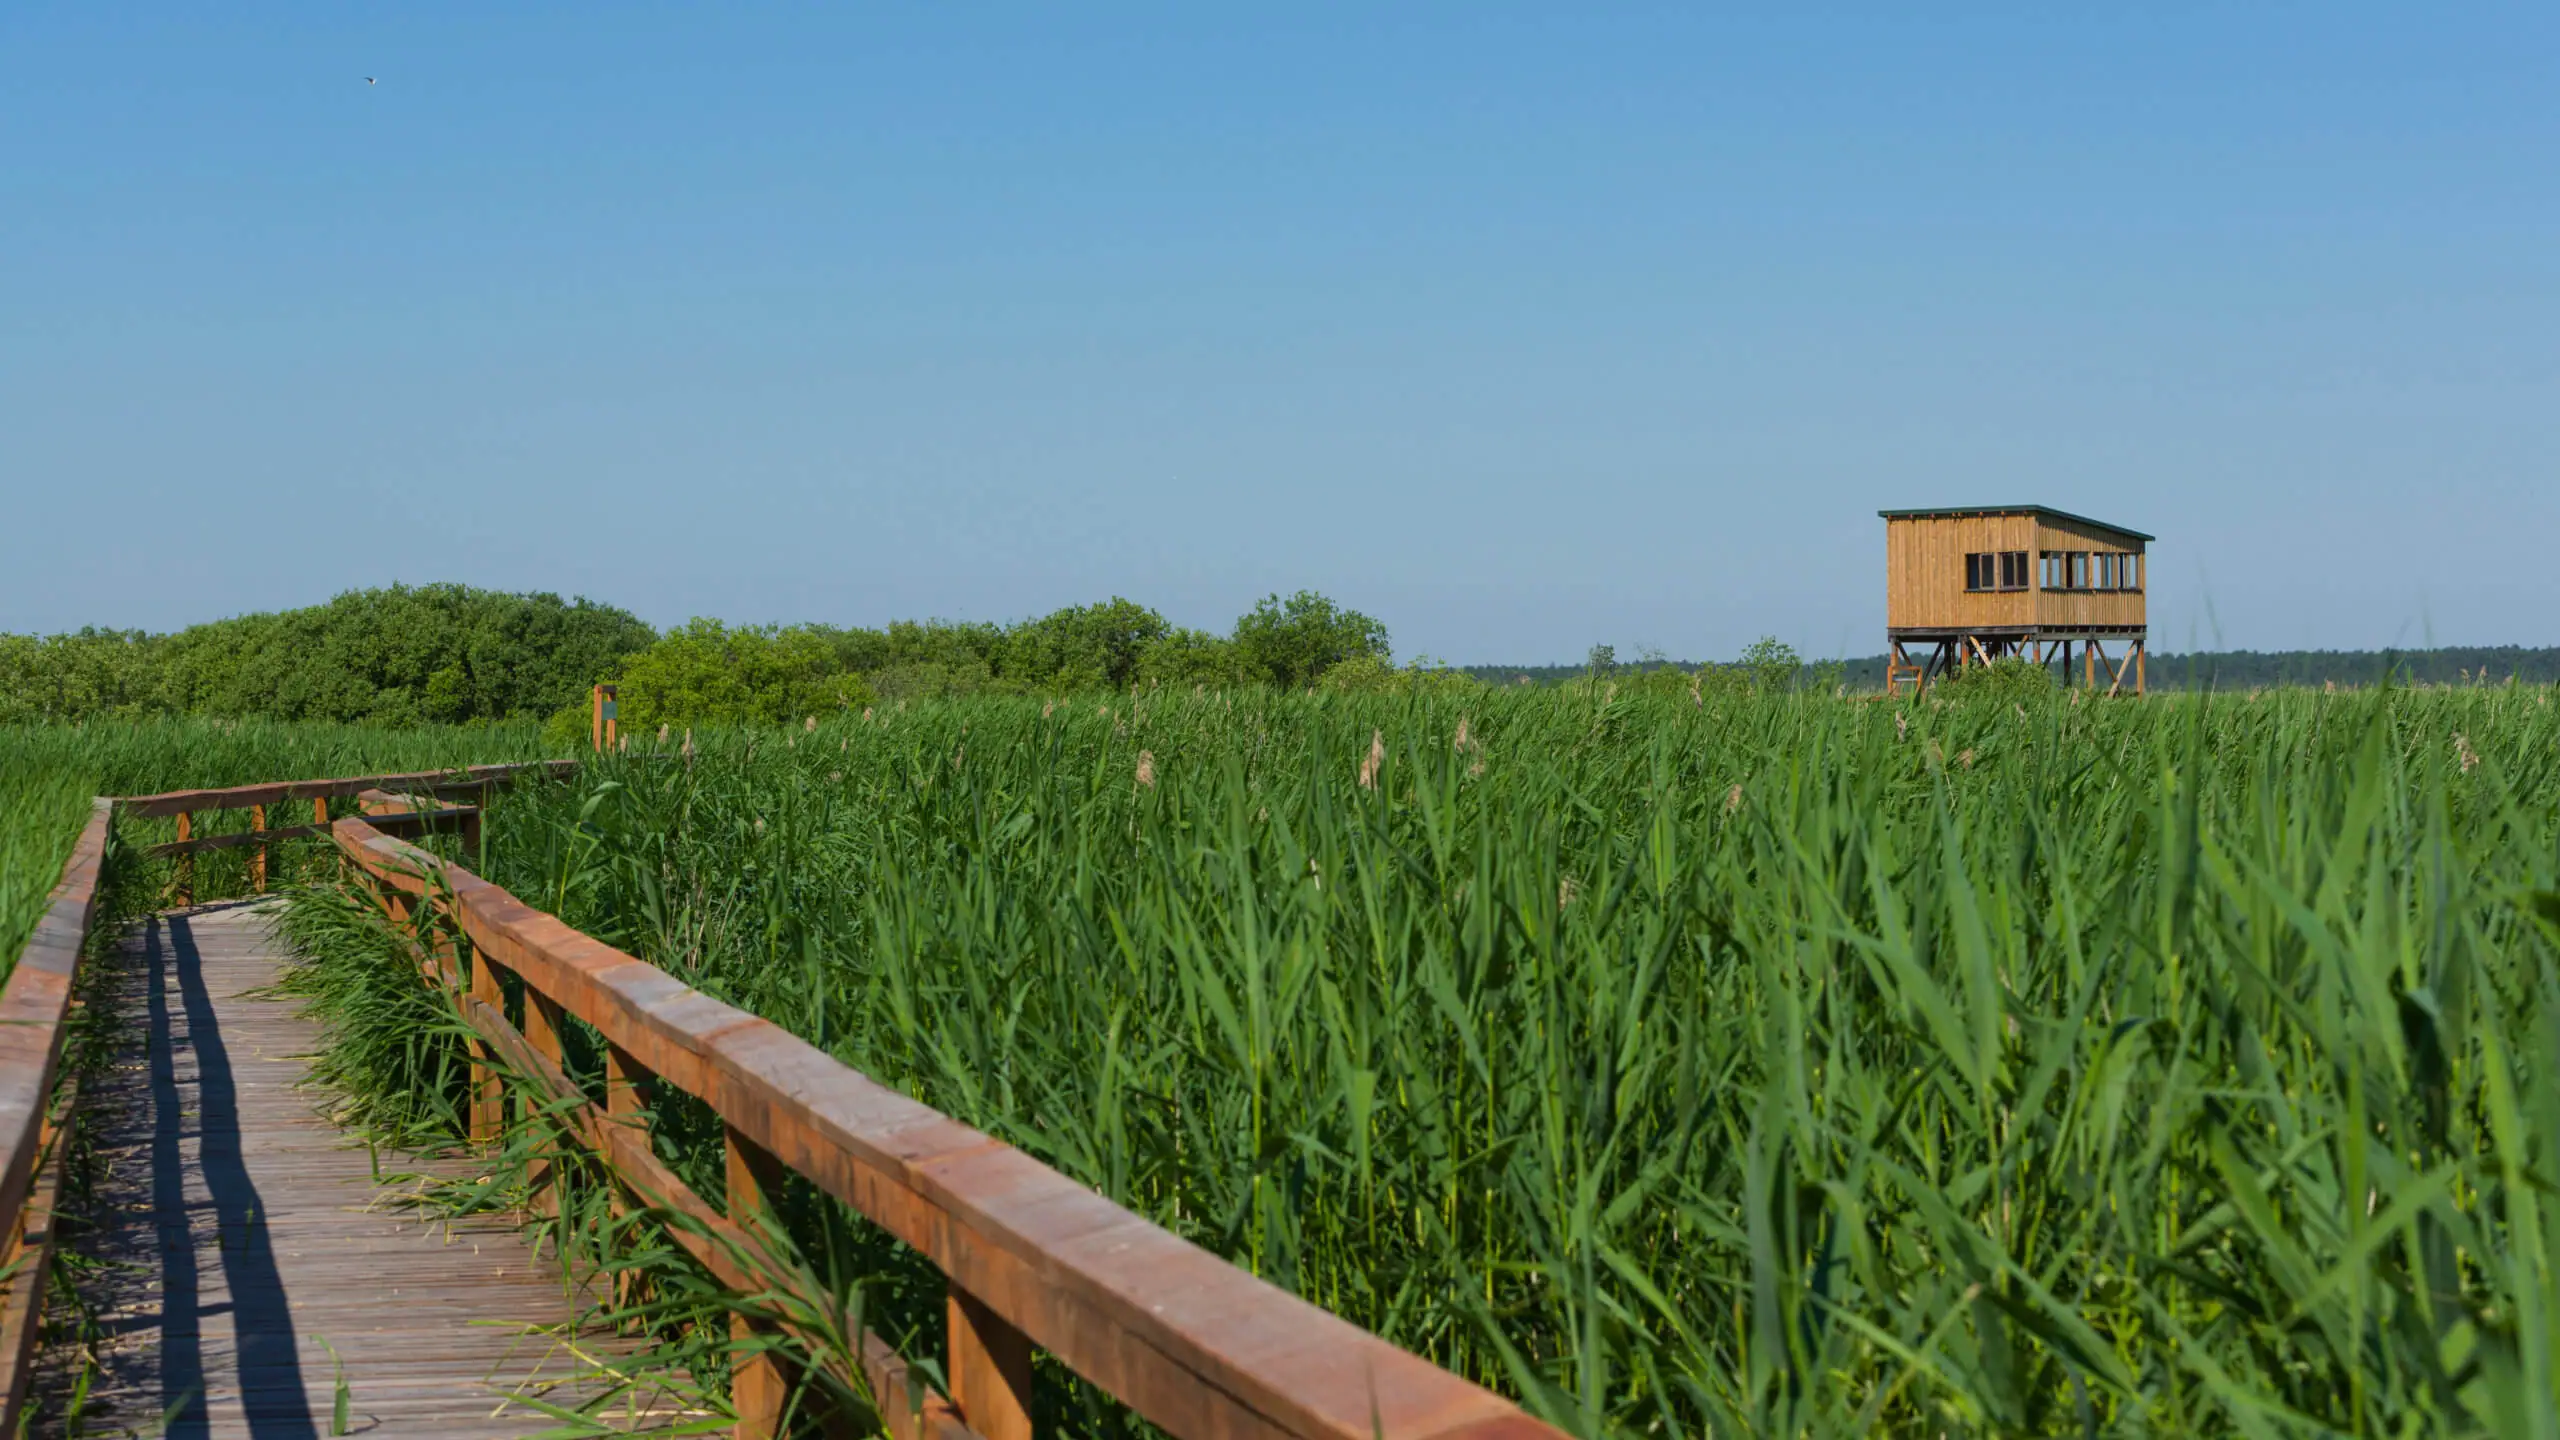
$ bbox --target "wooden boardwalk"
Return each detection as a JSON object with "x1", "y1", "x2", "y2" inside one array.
[{"x1": 33, "y1": 902, "x2": 676, "y2": 1438}]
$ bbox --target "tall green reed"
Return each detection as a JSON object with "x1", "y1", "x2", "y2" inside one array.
[{"x1": 293, "y1": 684, "x2": 2560, "y2": 1437}]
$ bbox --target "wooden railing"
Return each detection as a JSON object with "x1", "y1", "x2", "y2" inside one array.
[
  {"x1": 329, "y1": 799, "x2": 1564, "y2": 1440},
  {"x1": 0, "y1": 801, "x2": 112, "y2": 1432},
  {"x1": 0, "y1": 762, "x2": 574, "y2": 1433},
  {"x1": 119, "y1": 760, "x2": 576, "y2": 905}
]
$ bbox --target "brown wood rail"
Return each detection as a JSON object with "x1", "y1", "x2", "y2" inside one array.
[
  {"x1": 328, "y1": 811, "x2": 1565, "y2": 1440},
  {"x1": 115, "y1": 759, "x2": 575, "y2": 819},
  {"x1": 117, "y1": 759, "x2": 568, "y2": 905},
  {"x1": 141, "y1": 804, "x2": 482, "y2": 859},
  {"x1": 0, "y1": 800, "x2": 114, "y2": 1435}
]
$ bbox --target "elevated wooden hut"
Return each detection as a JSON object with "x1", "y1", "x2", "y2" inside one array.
[{"x1": 1881, "y1": 505, "x2": 2150, "y2": 696}]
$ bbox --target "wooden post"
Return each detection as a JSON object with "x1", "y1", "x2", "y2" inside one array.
[
  {"x1": 605, "y1": 1043, "x2": 654, "y2": 1309},
  {"x1": 315, "y1": 796, "x2": 335, "y2": 882},
  {"x1": 250, "y1": 804, "x2": 268, "y2": 894},
  {"x1": 174, "y1": 812, "x2": 193, "y2": 907},
  {"x1": 2083, "y1": 641, "x2": 2095, "y2": 690},
  {"x1": 605, "y1": 1043, "x2": 651, "y2": 1126},
  {"x1": 949, "y1": 1287, "x2": 1035, "y2": 1440},
  {"x1": 524, "y1": 990, "x2": 565, "y2": 1218},
  {"x1": 2136, "y1": 640, "x2": 2146, "y2": 696},
  {"x1": 726, "y1": 1126, "x2": 792, "y2": 1440},
  {"x1": 468, "y1": 952, "x2": 505, "y2": 1145}
]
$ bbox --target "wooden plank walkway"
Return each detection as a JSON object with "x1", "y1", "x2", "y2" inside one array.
[{"x1": 33, "y1": 902, "x2": 682, "y2": 1438}]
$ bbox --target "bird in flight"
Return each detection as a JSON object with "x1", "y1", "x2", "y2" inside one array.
[{"x1": 365, "y1": 76, "x2": 376, "y2": 85}]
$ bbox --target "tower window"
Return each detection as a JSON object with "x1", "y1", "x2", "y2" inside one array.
[{"x1": 1965, "y1": 552, "x2": 2029, "y2": 591}]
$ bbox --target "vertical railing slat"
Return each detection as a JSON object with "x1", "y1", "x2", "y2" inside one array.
[
  {"x1": 468, "y1": 943, "x2": 504, "y2": 1144},
  {"x1": 524, "y1": 990, "x2": 565, "y2": 1217},
  {"x1": 726, "y1": 1126, "x2": 791, "y2": 1440},
  {"x1": 950, "y1": 1289, "x2": 1035, "y2": 1440}
]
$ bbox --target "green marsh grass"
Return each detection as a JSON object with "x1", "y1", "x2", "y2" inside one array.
[{"x1": 279, "y1": 685, "x2": 2560, "y2": 1437}]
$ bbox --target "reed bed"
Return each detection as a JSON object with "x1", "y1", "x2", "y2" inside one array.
[{"x1": 277, "y1": 684, "x2": 2560, "y2": 1437}]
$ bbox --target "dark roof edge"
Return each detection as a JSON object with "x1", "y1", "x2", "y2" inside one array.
[{"x1": 1876, "y1": 505, "x2": 2156, "y2": 542}]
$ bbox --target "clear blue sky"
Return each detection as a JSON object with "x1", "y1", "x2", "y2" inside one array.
[{"x1": 5, "y1": 5, "x2": 2554, "y2": 661}]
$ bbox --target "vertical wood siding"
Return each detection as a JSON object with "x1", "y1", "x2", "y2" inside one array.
[{"x1": 1885, "y1": 511, "x2": 2149, "y2": 632}]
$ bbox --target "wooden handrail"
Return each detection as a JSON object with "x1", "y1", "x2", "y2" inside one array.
[
  {"x1": 329, "y1": 814, "x2": 1564, "y2": 1440},
  {"x1": 0, "y1": 799, "x2": 114, "y2": 1433},
  {"x1": 114, "y1": 759, "x2": 575, "y2": 819},
  {"x1": 116, "y1": 760, "x2": 563, "y2": 905},
  {"x1": 141, "y1": 805, "x2": 480, "y2": 858}
]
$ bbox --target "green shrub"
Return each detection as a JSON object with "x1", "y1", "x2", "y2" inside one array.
[
  {"x1": 1932, "y1": 655, "x2": 2060, "y2": 701},
  {"x1": 1316, "y1": 654, "x2": 1484, "y2": 696},
  {"x1": 0, "y1": 586, "x2": 651, "y2": 725},
  {"x1": 615, "y1": 619, "x2": 875, "y2": 730},
  {"x1": 998, "y1": 599, "x2": 1168, "y2": 691},
  {"x1": 1137, "y1": 628, "x2": 1244, "y2": 689},
  {"x1": 1231, "y1": 591, "x2": 1390, "y2": 688}
]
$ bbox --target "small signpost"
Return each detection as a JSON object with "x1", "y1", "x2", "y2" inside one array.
[{"x1": 591, "y1": 683, "x2": 619, "y2": 753}]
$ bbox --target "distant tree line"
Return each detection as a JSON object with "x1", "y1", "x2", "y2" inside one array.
[
  {"x1": 9, "y1": 582, "x2": 2552, "y2": 738},
  {"x1": 606, "y1": 590, "x2": 1390, "y2": 738},
  {"x1": 0, "y1": 585, "x2": 654, "y2": 727},
  {"x1": 0, "y1": 584, "x2": 1396, "y2": 737}
]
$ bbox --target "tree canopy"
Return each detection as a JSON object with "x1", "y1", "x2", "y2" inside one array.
[{"x1": 0, "y1": 585, "x2": 652, "y2": 725}]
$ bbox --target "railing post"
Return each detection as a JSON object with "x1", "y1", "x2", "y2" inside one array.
[
  {"x1": 250, "y1": 803, "x2": 268, "y2": 894},
  {"x1": 523, "y1": 990, "x2": 565, "y2": 1218},
  {"x1": 949, "y1": 1288, "x2": 1034, "y2": 1440},
  {"x1": 725, "y1": 1126, "x2": 790, "y2": 1440},
  {"x1": 468, "y1": 948, "x2": 505, "y2": 1145},
  {"x1": 605, "y1": 1042, "x2": 654, "y2": 1310},
  {"x1": 317, "y1": 797, "x2": 338, "y2": 882},
  {"x1": 174, "y1": 811, "x2": 193, "y2": 907}
]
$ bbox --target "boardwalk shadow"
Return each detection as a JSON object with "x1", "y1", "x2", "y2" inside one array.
[{"x1": 151, "y1": 913, "x2": 320, "y2": 1439}]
